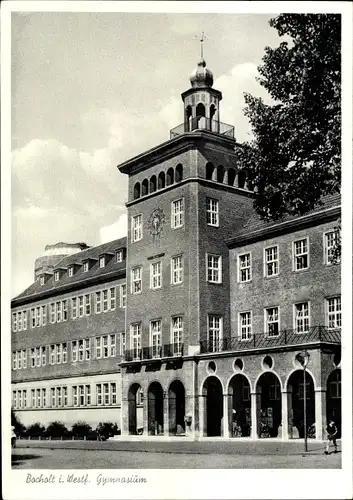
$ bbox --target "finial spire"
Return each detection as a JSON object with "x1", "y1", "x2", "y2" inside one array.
[{"x1": 195, "y1": 32, "x2": 207, "y2": 59}]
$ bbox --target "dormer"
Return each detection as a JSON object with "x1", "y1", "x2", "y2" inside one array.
[
  {"x1": 98, "y1": 252, "x2": 115, "y2": 269},
  {"x1": 68, "y1": 262, "x2": 81, "y2": 277},
  {"x1": 82, "y1": 257, "x2": 98, "y2": 272},
  {"x1": 39, "y1": 271, "x2": 53, "y2": 285},
  {"x1": 115, "y1": 248, "x2": 126, "y2": 263},
  {"x1": 53, "y1": 267, "x2": 67, "y2": 282}
]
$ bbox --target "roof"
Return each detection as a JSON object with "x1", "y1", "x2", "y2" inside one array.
[
  {"x1": 12, "y1": 237, "x2": 127, "y2": 304},
  {"x1": 227, "y1": 193, "x2": 341, "y2": 248}
]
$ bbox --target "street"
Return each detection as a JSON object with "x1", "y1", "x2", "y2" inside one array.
[{"x1": 12, "y1": 443, "x2": 341, "y2": 469}]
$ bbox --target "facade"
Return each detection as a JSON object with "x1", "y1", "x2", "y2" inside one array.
[{"x1": 11, "y1": 55, "x2": 341, "y2": 440}]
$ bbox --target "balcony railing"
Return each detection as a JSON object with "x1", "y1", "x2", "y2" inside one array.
[
  {"x1": 170, "y1": 118, "x2": 234, "y2": 139},
  {"x1": 199, "y1": 326, "x2": 341, "y2": 354},
  {"x1": 123, "y1": 343, "x2": 184, "y2": 362}
]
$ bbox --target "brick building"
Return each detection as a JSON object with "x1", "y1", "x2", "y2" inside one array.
[{"x1": 11, "y1": 55, "x2": 341, "y2": 439}]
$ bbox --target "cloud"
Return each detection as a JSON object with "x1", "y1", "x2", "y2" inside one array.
[{"x1": 100, "y1": 213, "x2": 127, "y2": 244}]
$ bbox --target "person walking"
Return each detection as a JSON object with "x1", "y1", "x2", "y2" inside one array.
[
  {"x1": 324, "y1": 420, "x2": 338, "y2": 455},
  {"x1": 11, "y1": 425, "x2": 17, "y2": 448}
]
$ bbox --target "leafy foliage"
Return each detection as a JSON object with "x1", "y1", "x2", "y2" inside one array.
[
  {"x1": 11, "y1": 408, "x2": 26, "y2": 436},
  {"x1": 26, "y1": 422, "x2": 45, "y2": 438},
  {"x1": 71, "y1": 421, "x2": 92, "y2": 438},
  {"x1": 96, "y1": 421, "x2": 120, "y2": 439},
  {"x1": 235, "y1": 14, "x2": 341, "y2": 220},
  {"x1": 45, "y1": 421, "x2": 70, "y2": 438}
]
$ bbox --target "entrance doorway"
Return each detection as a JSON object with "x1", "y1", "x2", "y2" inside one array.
[
  {"x1": 128, "y1": 383, "x2": 142, "y2": 435},
  {"x1": 229, "y1": 374, "x2": 251, "y2": 437},
  {"x1": 203, "y1": 376, "x2": 223, "y2": 436},
  {"x1": 147, "y1": 382, "x2": 164, "y2": 435},
  {"x1": 287, "y1": 370, "x2": 315, "y2": 438},
  {"x1": 256, "y1": 372, "x2": 282, "y2": 437},
  {"x1": 168, "y1": 380, "x2": 186, "y2": 435},
  {"x1": 326, "y1": 369, "x2": 341, "y2": 437}
]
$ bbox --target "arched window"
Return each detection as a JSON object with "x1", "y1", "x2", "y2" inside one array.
[
  {"x1": 167, "y1": 167, "x2": 174, "y2": 186},
  {"x1": 237, "y1": 171, "x2": 246, "y2": 189},
  {"x1": 185, "y1": 105, "x2": 192, "y2": 132},
  {"x1": 158, "y1": 172, "x2": 165, "y2": 190},
  {"x1": 175, "y1": 164, "x2": 183, "y2": 183},
  {"x1": 150, "y1": 175, "x2": 157, "y2": 193},
  {"x1": 206, "y1": 162, "x2": 215, "y2": 181},
  {"x1": 133, "y1": 182, "x2": 141, "y2": 200},
  {"x1": 142, "y1": 179, "x2": 149, "y2": 196},
  {"x1": 196, "y1": 103, "x2": 206, "y2": 130},
  {"x1": 217, "y1": 165, "x2": 225, "y2": 183},
  {"x1": 228, "y1": 168, "x2": 236, "y2": 186}
]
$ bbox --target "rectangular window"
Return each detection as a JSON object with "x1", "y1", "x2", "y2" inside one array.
[
  {"x1": 18, "y1": 312, "x2": 22, "y2": 331},
  {"x1": 50, "y1": 303, "x2": 56, "y2": 323},
  {"x1": 41, "y1": 346, "x2": 46, "y2": 366},
  {"x1": 50, "y1": 345, "x2": 56, "y2": 365},
  {"x1": 103, "y1": 336, "x2": 109, "y2": 358},
  {"x1": 150, "y1": 261, "x2": 162, "y2": 289},
  {"x1": 31, "y1": 308, "x2": 36, "y2": 328},
  {"x1": 171, "y1": 255, "x2": 183, "y2": 285},
  {"x1": 62, "y1": 343, "x2": 67, "y2": 363},
  {"x1": 63, "y1": 387, "x2": 68, "y2": 407},
  {"x1": 109, "y1": 334, "x2": 116, "y2": 357},
  {"x1": 36, "y1": 347, "x2": 41, "y2": 367},
  {"x1": 83, "y1": 261, "x2": 89, "y2": 272},
  {"x1": 95, "y1": 291, "x2": 102, "y2": 313},
  {"x1": 79, "y1": 296, "x2": 84, "y2": 317},
  {"x1": 207, "y1": 315, "x2": 223, "y2": 352},
  {"x1": 206, "y1": 198, "x2": 219, "y2": 227},
  {"x1": 265, "y1": 307, "x2": 280, "y2": 337},
  {"x1": 85, "y1": 294, "x2": 91, "y2": 315},
  {"x1": 51, "y1": 387, "x2": 56, "y2": 407},
  {"x1": 41, "y1": 305, "x2": 46, "y2": 326},
  {"x1": 31, "y1": 389, "x2": 35, "y2": 408},
  {"x1": 293, "y1": 238, "x2": 309, "y2": 271},
  {"x1": 131, "y1": 323, "x2": 141, "y2": 360},
  {"x1": 109, "y1": 287, "x2": 116, "y2": 310},
  {"x1": 13, "y1": 352, "x2": 17, "y2": 370},
  {"x1": 96, "y1": 384, "x2": 103, "y2": 406},
  {"x1": 22, "y1": 349, "x2": 27, "y2": 369},
  {"x1": 171, "y1": 198, "x2": 184, "y2": 229},
  {"x1": 238, "y1": 253, "x2": 251, "y2": 282},
  {"x1": 103, "y1": 383, "x2": 109, "y2": 405},
  {"x1": 116, "y1": 249, "x2": 123, "y2": 262},
  {"x1": 31, "y1": 348, "x2": 36, "y2": 368},
  {"x1": 62, "y1": 300, "x2": 68, "y2": 321},
  {"x1": 111, "y1": 383, "x2": 117, "y2": 405},
  {"x1": 95, "y1": 337, "x2": 102, "y2": 359},
  {"x1": 68, "y1": 267, "x2": 74, "y2": 277},
  {"x1": 56, "y1": 301, "x2": 62, "y2": 323},
  {"x1": 17, "y1": 351, "x2": 22, "y2": 369},
  {"x1": 239, "y1": 311, "x2": 252, "y2": 340},
  {"x1": 120, "y1": 284, "x2": 127, "y2": 308},
  {"x1": 73, "y1": 386, "x2": 78, "y2": 407},
  {"x1": 72, "y1": 340, "x2": 78, "y2": 362},
  {"x1": 326, "y1": 297, "x2": 341, "y2": 329},
  {"x1": 72, "y1": 298, "x2": 77, "y2": 319},
  {"x1": 79, "y1": 385, "x2": 85, "y2": 406},
  {"x1": 54, "y1": 271, "x2": 59, "y2": 282},
  {"x1": 86, "y1": 385, "x2": 91, "y2": 406},
  {"x1": 36, "y1": 307, "x2": 41, "y2": 327},
  {"x1": 84, "y1": 339, "x2": 90, "y2": 360},
  {"x1": 325, "y1": 230, "x2": 340, "y2": 265},
  {"x1": 132, "y1": 214, "x2": 143, "y2": 242},
  {"x1": 23, "y1": 390, "x2": 27, "y2": 408},
  {"x1": 22, "y1": 310, "x2": 27, "y2": 330},
  {"x1": 269, "y1": 381, "x2": 281, "y2": 400},
  {"x1": 99, "y1": 256, "x2": 105, "y2": 268},
  {"x1": 264, "y1": 246, "x2": 279, "y2": 277},
  {"x1": 131, "y1": 267, "x2": 142, "y2": 294},
  {"x1": 171, "y1": 316, "x2": 183, "y2": 355},
  {"x1": 120, "y1": 332, "x2": 126, "y2": 356},
  {"x1": 78, "y1": 340, "x2": 84, "y2": 361},
  {"x1": 56, "y1": 343, "x2": 62, "y2": 364},
  {"x1": 329, "y1": 378, "x2": 341, "y2": 399},
  {"x1": 294, "y1": 302, "x2": 310, "y2": 333},
  {"x1": 12, "y1": 313, "x2": 17, "y2": 332},
  {"x1": 42, "y1": 388, "x2": 46, "y2": 408},
  {"x1": 298, "y1": 382, "x2": 311, "y2": 400},
  {"x1": 57, "y1": 387, "x2": 62, "y2": 407},
  {"x1": 207, "y1": 254, "x2": 222, "y2": 283},
  {"x1": 150, "y1": 319, "x2": 162, "y2": 358},
  {"x1": 103, "y1": 290, "x2": 109, "y2": 312}
]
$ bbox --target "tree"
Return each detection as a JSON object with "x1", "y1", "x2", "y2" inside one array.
[
  {"x1": 27, "y1": 422, "x2": 45, "y2": 438},
  {"x1": 11, "y1": 408, "x2": 26, "y2": 436},
  {"x1": 235, "y1": 14, "x2": 341, "y2": 220},
  {"x1": 71, "y1": 421, "x2": 92, "y2": 439},
  {"x1": 96, "y1": 421, "x2": 120, "y2": 440},
  {"x1": 45, "y1": 421, "x2": 69, "y2": 439}
]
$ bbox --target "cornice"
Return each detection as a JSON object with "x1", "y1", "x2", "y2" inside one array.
[
  {"x1": 117, "y1": 130, "x2": 236, "y2": 176},
  {"x1": 226, "y1": 206, "x2": 341, "y2": 248},
  {"x1": 11, "y1": 268, "x2": 126, "y2": 308}
]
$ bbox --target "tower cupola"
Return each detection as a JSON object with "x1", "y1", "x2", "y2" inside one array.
[{"x1": 189, "y1": 57, "x2": 214, "y2": 88}]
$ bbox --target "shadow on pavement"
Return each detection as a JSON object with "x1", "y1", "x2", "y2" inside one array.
[{"x1": 12, "y1": 452, "x2": 41, "y2": 467}]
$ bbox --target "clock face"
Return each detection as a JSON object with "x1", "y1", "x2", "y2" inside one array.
[{"x1": 148, "y1": 208, "x2": 165, "y2": 235}]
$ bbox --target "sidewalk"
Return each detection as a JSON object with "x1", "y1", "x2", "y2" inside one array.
[{"x1": 16, "y1": 437, "x2": 340, "y2": 456}]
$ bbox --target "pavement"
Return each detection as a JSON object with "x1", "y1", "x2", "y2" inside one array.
[{"x1": 15, "y1": 437, "x2": 341, "y2": 456}]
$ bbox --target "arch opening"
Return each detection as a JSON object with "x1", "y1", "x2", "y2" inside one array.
[
  {"x1": 256, "y1": 372, "x2": 282, "y2": 438},
  {"x1": 158, "y1": 171, "x2": 165, "y2": 190},
  {"x1": 166, "y1": 167, "x2": 174, "y2": 186},
  {"x1": 168, "y1": 380, "x2": 186, "y2": 436},
  {"x1": 175, "y1": 164, "x2": 183, "y2": 183},
  {"x1": 150, "y1": 175, "x2": 157, "y2": 193},
  {"x1": 229, "y1": 374, "x2": 251, "y2": 437},
  {"x1": 228, "y1": 168, "x2": 236, "y2": 186},
  {"x1": 217, "y1": 165, "x2": 225, "y2": 183},
  {"x1": 287, "y1": 370, "x2": 315, "y2": 439},
  {"x1": 142, "y1": 179, "x2": 149, "y2": 196},
  {"x1": 206, "y1": 162, "x2": 215, "y2": 181},
  {"x1": 237, "y1": 170, "x2": 246, "y2": 189},
  {"x1": 185, "y1": 105, "x2": 192, "y2": 132},
  {"x1": 202, "y1": 376, "x2": 223, "y2": 437},
  {"x1": 128, "y1": 383, "x2": 143, "y2": 435},
  {"x1": 148, "y1": 382, "x2": 164, "y2": 436},
  {"x1": 195, "y1": 103, "x2": 206, "y2": 130},
  {"x1": 133, "y1": 182, "x2": 141, "y2": 200},
  {"x1": 326, "y1": 369, "x2": 341, "y2": 438}
]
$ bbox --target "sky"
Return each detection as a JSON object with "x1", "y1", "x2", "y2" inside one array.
[{"x1": 10, "y1": 8, "x2": 283, "y2": 297}]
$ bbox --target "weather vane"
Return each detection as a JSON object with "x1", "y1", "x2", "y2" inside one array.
[{"x1": 194, "y1": 32, "x2": 207, "y2": 58}]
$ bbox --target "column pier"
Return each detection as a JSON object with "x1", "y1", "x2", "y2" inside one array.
[
  {"x1": 163, "y1": 394, "x2": 169, "y2": 436},
  {"x1": 222, "y1": 393, "x2": 232, "y2": 438},
  {"x1": 250, "y1": 392, "x2": 261, "y2": 439},
  {"x1": 281, "y1": 390, "x2": 292, "y2": 440},
  {"x1": 315, "y1": 389, "x2": 327, "y2": 441}
]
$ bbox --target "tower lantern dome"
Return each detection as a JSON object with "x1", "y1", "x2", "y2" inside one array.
[{"x1": 189, "y1": 57, "x2": 214, "y2": 88}]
